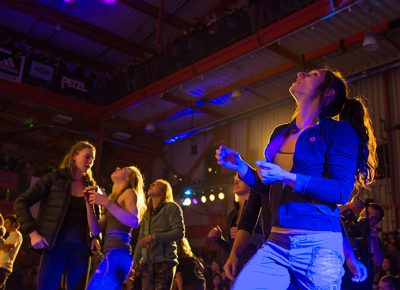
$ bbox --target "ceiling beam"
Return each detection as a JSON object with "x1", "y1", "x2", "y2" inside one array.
[
  {"x1": 267, "y1": 43, "x2": 300, "y2": 64},
  {"x1": 161, "y1": 93, "x2": 225, "y2": 118},
  {"x1": 2, "y1": 0, "x2": 149, "y2": 56},
  {"x1": 120, "y1": 0, "x2": 191, "y2": 29},
  {"x1": 104, "y1": 0, "x2": 333, "y2": 116},
  {"x1": 0, "y1": 26, "x2": 111, "y2": 72},
  {"x1": 201, "y1": 22, "x2": 390, "y2": 103}
]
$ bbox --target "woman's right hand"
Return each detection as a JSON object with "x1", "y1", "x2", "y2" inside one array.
[
  {"x1": 215, "y1": 146, "x2": 247, "y2": 174},
  {"x1": 224, "y1": 253, "x2": 239, "y2": 281},
  {"x1": 29, "y1": 230, "x2": 49, "y2": 249}
]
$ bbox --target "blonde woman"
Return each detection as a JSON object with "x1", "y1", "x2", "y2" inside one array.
[
  {"x1": 133, "y1": 179, "x2": 185, "y2": 290},
  {"x1": 86, "y1": 166, "x2": 146, "y2": 290}
]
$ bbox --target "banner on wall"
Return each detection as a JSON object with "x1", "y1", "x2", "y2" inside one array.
[
  {"x1": 58, "y1": 74, "x2": 89, "y2": 96},
  {"x1": 29, "y1": 60, "x2": 55, "y2": 82},
  {"x1": 0, "y1": 47, "x2": 25, "y2": 83}
]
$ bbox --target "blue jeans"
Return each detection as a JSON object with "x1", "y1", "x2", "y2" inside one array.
[
  {"x1": 37, "y1": 243, "x2": 89, "y2": 290},
  {"x1": 87, "y1": 249, "x2": 132, "y2": 290},
  {"x1": 233, "y1": 231, "x2": 344, "y2": 290}
]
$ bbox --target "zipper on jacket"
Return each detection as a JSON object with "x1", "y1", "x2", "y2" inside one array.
[
  {"x1": 51, "y1": 177, "x2": 72, "y2": 248},
  {"x1": 145, "y1": 213, "x2": 153, "y2": 264}
]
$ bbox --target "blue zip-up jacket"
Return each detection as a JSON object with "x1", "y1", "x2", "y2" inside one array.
[{"x1": 241, "y1": 115, "x2": 359, "y2": 232}]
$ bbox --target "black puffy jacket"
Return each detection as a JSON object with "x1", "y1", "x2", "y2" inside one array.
[{"x1": 14, "y1": 168, "x2": 89, "y2": 249}]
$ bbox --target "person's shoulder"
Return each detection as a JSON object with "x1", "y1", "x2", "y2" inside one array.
[
  {"x1": 324, "y1": 118, "x2": 358, "y2": 139},
  {"x1": 42, "y1": 168, "x2": 69, "y2": 181},
  {"x1": 165, "y1": 201, "x2": 181, "y2": 209}
]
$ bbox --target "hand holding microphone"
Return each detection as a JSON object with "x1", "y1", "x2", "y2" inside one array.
[{"x1": 87, "y1": 187, "x2": 110, "y2": 208}]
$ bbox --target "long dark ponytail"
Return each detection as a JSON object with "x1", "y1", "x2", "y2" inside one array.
[
  {"x1": 339, "y1": 97, "x2": 377, "y2": 189},
  {"x1": 320, "y1": 69, "x2": 378, "y2": 189}
]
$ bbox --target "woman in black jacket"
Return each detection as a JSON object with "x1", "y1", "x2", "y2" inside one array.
[{"x1": 14, "y1": 140, "x2": 99, "y2": 290}]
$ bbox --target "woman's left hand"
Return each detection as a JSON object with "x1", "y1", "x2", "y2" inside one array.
[
  {"x1": 88, "y1": 188, "x2": 110, "y2": 208},
  {"x1": 138, "y1": 234, "x2": 154, "y2": 248},
  {"x1": 255, "y1": 160, "x2": 295, "y2": 186}
]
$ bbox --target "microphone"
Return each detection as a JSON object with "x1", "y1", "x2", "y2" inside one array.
[{"x1": 82, "y1": 173, "x2": 94, "y2": 187}]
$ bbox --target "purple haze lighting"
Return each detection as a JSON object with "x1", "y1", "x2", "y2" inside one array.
[
  {"x1": 101, "y1": 0, "x2": 118, "y2": 4},
  {"x1": 192, "y1": 198, "x2": 198, "y2": 205}
]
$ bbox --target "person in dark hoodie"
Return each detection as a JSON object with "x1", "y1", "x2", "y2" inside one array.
[
  {"x1": 133, "y1": 179, "x2": 185, "y2": 290},
  {"x1": 14, "y1": 140, "x2": 100, "y2": 290},
  {"x1": 207, "y1": 174, "x2": 263, "y2": 274}
]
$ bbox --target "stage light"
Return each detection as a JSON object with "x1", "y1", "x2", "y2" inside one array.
[
  {"x1": 209, "y1": 194, "x2": 215, "y2": 201},
  {"x1": 184, "y1": 189, "x2": 193, "y2": 197},
  {"x1": 182, "y1": 198, "x2": 191, "y2": 206},
  {"x1": 192, "y1": 198, "x2": 198, "y2": 205},
  {"x1": 218, "y1": 192, "x2": 225, "y2": 200},
  {"x1": 201, "y1": 196, "x2": 207, "y2": 203}
]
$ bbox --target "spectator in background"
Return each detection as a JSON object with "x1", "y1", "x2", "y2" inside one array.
[
  {"x1": 342, "y1": 199, "x2": 385, "y2": 290},
  {"x1": 211, "y1": 273, "x2": 226, "y2": 290},
  {"x1": 0, "y1": 214, "x2": 5, "y2": 244},
  {"x1": 374, "y1": 255, "x2": 400, "y2": 285},
  {"x1": 378, "y1": 275, "x2": 400, "y2": 290},
  {"x1": 174, "y1": 237, "x2": 206, "y2": 290},
  {"x1": 0, "y1": 215, "x2": 23, "y2": 290},
  {"x1": 133, "y1": 179, "x2": 185, "y2": 290},
  {"x1": 207, "y1": 174, "x2": 263, "y2": 275}
]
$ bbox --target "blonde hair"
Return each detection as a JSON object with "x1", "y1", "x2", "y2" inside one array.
[
  {"x1": 177, "y1": 237, "x2": 193, "y2": 258},
  {"x1": 108, "y1": 166, "x2": 147, "y2": 220},
  {"x1": 147, "y1": 179, "x2": 174, "y2": 210},
  {"x1": 60, "y1": 140, "x2": 96, "y2": 183}
]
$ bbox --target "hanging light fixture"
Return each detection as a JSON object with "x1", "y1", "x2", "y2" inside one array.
[
  {"x1": 363, "y1": 6, "x2": 379, "y2": 52},
  {"x1": 144, "y1": 122, "x2": 156, "y2": 133},
  {"x1": 363, "y1": 31, "x2": 379, "y2": 52}
]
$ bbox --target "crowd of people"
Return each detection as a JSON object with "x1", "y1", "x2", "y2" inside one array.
[{"x1": 0, "y1": 65, "x2": 397, "y2": 290}]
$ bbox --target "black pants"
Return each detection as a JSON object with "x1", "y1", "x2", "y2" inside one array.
[
  {"x1": 37, "y1": 243, "x2": 90, "y2": 290},
  {"x1": 141, "y1": 262, "x2": 176, "y2": 290},
  {"x1": 0, "y1": 268, "x2": 11, "y2": 290}
]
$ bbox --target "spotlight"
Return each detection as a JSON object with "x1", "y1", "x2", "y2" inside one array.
[
  {"x1": 192, "y1": 198, "x2": 198, "y2": 205},
  {"x1": 184, "y1": 189, "x2": 193, "y2": 197},
  {"x1": 218, "y1": 192, "x2": 225, "y2": 200},
  {"x1": 182, "y1": 198, "x2": 191, "y2": 206},
  {"x1": 201, "y1": 196, "x2": 207, "y2": 203},
  {"x1": 209, "y1": 194, "x2": 215, "y2": 201},
  {"x1": 362, "y1": 31, "x2": 379, "y2": 52}
]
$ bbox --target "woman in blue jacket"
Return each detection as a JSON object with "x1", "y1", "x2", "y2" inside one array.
[{"x1": 216, "y1": 68, "x2": 377, "y2": 289}]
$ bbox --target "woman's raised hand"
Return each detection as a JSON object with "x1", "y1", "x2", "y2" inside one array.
[
  {"x1": 88, "y1": 188, "x2": 110, "y2": 208},
  {"x1": 215, "y1": 145, "x2": 246, "y2": 172}
]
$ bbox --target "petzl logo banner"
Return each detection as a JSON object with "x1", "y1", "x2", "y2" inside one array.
[
  {"x1": 0, "y1": 47, "x2": 25, "y2": 83},
  {"x1": 29, "y1": 60, "x2": 54, "y2": 82},
  {"x1": 60, "y1": 75, "x2": 88, "y2": 94}
]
